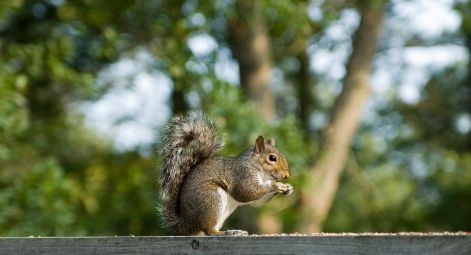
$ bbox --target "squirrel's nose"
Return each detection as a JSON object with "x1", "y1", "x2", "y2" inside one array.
[{"x1": 284, "y1": 173, "x2": 291, "y2": 179}]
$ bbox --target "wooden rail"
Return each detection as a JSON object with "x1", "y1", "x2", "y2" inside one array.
[{"x1": 1, "y1": 235, "x2": 470, "y2": 255}]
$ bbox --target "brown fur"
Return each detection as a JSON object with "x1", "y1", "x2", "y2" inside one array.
[{"x1": 158, "y1": 111, "x2": 292, "y2": 236}]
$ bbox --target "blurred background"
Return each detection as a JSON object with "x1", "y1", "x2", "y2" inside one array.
[{"x1": 1, "y1": 0, "x2": 471, "y2": 236}]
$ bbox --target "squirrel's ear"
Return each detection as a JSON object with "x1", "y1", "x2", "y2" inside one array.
[
  {"x1": 255, "y1": 135, "x2": 266, "y2": 154},
  {"x1": 266, "y1": 138, "x2": 275, "y2": 147}
]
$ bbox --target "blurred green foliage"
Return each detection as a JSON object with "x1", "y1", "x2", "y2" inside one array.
[{"x1": 1, "y1": 0, "x2": 470, "y2": 237}]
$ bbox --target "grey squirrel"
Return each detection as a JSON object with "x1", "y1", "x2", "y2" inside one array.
[{"x1": 158, "y1": 111, "x2": 293, "y2": 236}]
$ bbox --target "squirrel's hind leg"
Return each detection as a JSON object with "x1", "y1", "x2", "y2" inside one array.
[
  {"x1": 204, "y1": 229, "x2": 248, "y2": 236},
  {"x1": 202, "y1": 187, "x2": 248, "y2": 236},
  {"x1": 223, "y1": 230, "x2": 249, "y2": 236}
]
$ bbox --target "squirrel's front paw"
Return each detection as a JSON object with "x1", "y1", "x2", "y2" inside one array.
[
  {"x1": 274, "y1": 182, "x2": 294, "y2": 195},
  {"x1": 224, "y1": 230, "x2": 248, "y2": 236}
]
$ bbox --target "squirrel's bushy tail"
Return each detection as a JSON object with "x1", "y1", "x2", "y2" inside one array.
[{"x1": 158, "y1": 111, "x2": 225, "y2": 234}]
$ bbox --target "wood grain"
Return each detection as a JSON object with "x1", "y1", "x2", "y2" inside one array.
[{"x1": 1, "y1": 235, "x2": 470, "y2": 255}]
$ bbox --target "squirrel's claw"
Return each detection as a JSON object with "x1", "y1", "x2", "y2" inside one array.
[{"x1": 283, "y1": 183, "x2": 293, "y2": 195}]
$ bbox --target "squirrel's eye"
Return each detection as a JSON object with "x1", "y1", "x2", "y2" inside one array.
[{"x1": 269, "y1": 155, "x2": 277, "y2": 162}]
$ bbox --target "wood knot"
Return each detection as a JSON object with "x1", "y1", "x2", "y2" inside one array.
[{"x1": 191, "y1": 240, "x2": 199, "y2": 249}]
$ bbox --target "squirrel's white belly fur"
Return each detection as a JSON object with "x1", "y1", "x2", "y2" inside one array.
[{"x1": 215, "y1": 187, "x2": 241, "y2": 231}]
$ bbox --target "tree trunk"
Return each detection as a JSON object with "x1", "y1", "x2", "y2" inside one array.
[
  {"x1": 297, "y1": 46, "x2": 312, "y2": 131},
  {"x1": 299, "y1": 1, "x2": 386, "y2": 233},
  {"x1": 257, "y1": 213, "x2": 282, "y2": 234},
  {"x1": 466, "y1": 37, "x2": 471, "y2": 150},
  {"x1": 229, "y1": 0, "x2": 275, "y2": 120},
  {"x1": 171, "y1": 89, "x2": 188, "y2": 116},
  {"x1": 461, "y1": 12, "x2": 471, "y2": 150}
]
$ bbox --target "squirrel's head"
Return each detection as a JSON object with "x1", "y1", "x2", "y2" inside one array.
[{"x1": 252, "y1": 135, "x2": 291, "y2": 181}]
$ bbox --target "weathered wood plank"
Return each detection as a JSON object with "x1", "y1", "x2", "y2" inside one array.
[{"x1": 1, "y1": 235, "x2": 470, "y2": 255}]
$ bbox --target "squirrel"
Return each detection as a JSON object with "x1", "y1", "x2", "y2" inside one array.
[{"x1": 158, "y1": 111, "x2": 293, "y2": 236}]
